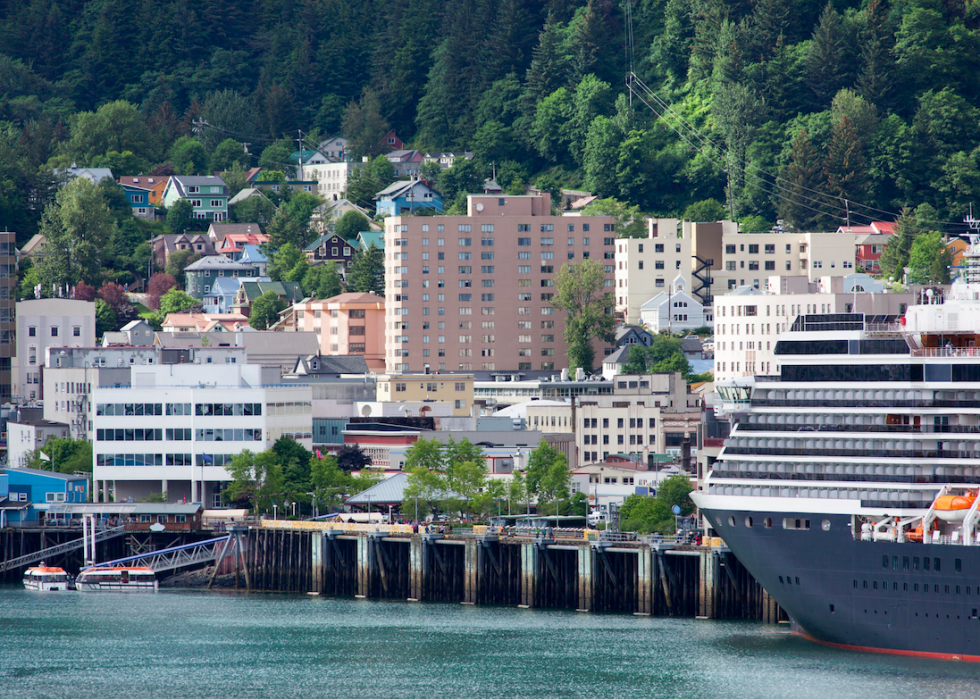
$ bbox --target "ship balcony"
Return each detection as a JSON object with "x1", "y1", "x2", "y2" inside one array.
[{"x1": 753, "y1": 398, "x2": 980, "y2": 410}]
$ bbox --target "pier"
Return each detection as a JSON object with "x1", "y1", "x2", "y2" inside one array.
[{"x1": 242, "y1": 522, "x2": 783, "y2": 621}]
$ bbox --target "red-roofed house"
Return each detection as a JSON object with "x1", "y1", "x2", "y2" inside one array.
[{"x1": 844, "y1": 222, "x2": 895, "y2": 274}]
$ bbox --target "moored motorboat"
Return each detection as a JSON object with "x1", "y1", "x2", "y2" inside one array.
[
  {"x1": 22, "y1": 563, "x2": 70, "y2": 591},
  {"x1": 74, "y1": 566, "x2": 158, "y2": 592}
]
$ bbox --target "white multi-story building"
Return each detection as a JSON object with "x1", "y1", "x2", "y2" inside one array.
[
  {"x1": 302, "y1": 161, "x2": 357, "y2": 202},
  {"x1": 43, "y1": 345, "x2": 249, "y2": 441},
  {"x1": 15, "y1": 299, "x2": 95, "y2": 402},
  {"x1": 91, "y1": 364, "x2": 312, "y2": 506},
  {"x1": 719, "y1": 232, "x2": 857, "y2": 292},
  {"x1": 7, "y1": 419, "x2": 69, "y2": 468},
  {"x1": 713, "y1": 274, "x2": 915, "y2": 381}
]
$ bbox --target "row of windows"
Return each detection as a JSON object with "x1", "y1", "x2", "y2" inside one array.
[
  {"x1": 196, "y1": 428, "x2": 264, "y2": 442},
  {"x1": 195, "y1": 403, "x2": 264, "y2": 416},
  {"x1": 856, "y1": 579, "x2": 974, "y2": 595},
  {"x1": 95, "y1": 453, "x2": 239, "y2": 467},
  {"x1": 583, "y1": 417, "x2": 658, "y2": 429},
  {"x1": 96, "y1": 403, "x2": 163, "y2": 416},
  {"x1": 882, "y1": 554, "x2": 958, "y2": 573},
  {"x1": 97, "y1": 429, "x2": 164, "y2": 442},
  {"x1": 265, "y1": 401, "x2": 313, "y2": 416}
]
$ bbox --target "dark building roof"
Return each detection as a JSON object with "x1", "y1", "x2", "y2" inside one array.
[{"x1": 292, "y1": 354, "x2": 369, "y2": 375}]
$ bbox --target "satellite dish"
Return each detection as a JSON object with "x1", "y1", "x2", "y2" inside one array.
[
  {"x1": 671, "y1": 505, "x2": 682, "y2": 515},
  {"x1": 476, "y1": 203, "x2": 484, "y2": 212}
]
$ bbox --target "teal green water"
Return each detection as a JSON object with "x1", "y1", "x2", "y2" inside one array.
[{"x1": 2, "y1": 588, "x2": 979, "y2": 699}]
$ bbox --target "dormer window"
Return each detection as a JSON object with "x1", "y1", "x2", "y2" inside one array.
[{"x1": 188, "y1": 186, "x2": 199, "y2": 193}]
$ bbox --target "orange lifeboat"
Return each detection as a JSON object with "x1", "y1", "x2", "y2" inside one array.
[
  {"x1": 907, "y1": 524, "x2": 925, "y2": 542},
  {"x1": 934, "y1": 492, "x2": 978, "y2": 522}
]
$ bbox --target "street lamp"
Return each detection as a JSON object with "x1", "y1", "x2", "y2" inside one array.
[
  {"x1": 272, "y1": 504, "x2": 278, "y2": 520},
  {"x1": 307, "y1": 492, "x2": 317, "y2": 519}
]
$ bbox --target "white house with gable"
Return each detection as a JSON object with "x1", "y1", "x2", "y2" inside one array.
[{"x1": 639, "y1": 276, "x2": 706, "y2": 333}]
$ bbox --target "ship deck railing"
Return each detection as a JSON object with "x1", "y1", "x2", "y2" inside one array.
[
  {"x1": 724, "y1": 446, "x2": 980, "y2": 459},
  {"x1": 735, "y1": 423, "x2": 980, "y2": 435},
  {"x1": 912, "y1": 347, "x2": 980, "y2": 358},
  {"x1": 753, "y1": 399, "x2": 980, "y2": 409}
]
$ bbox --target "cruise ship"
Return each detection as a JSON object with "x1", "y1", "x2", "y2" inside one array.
[{"x1": 693, "y1": 247, "x2": 980, "y2": 660}]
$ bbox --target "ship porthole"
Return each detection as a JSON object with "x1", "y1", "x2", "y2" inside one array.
[
  {"x1": 822, "y1": 519, "x2": 831, "y2": 531},
  {"x1": 728, "y1": 516, "x2": 735, "y2": 527},
  {"x1": 763, "y1": 517, "x2": 772, "y2": 528},
  {"x1": 745, "y1": 516, "x2": 753, "y2": 528},
  {"x1": 716, "y1": 517, "x2": 724, "y2": 527}
]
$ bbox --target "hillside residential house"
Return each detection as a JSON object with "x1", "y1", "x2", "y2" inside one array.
[
  {"x1": 117, "y1": 175, "x2": 170, "y2": 206},
  {"x1": 58, "y1": 165, "x2": 113, "y2": 185},
  {"x1": 162, "y1": 175, "x2": 229, "y2": 223},
  {"x1": 380, "y1": 130, "x2": 403, "y2": 151},
  {"x1": 238, "y1": 245, "x2": 268, "y2": 277},
  {"x1": 854, "y1": 232, "x2": 894, "y2": 274},
  {"x1": 375, "y1": 180, "x2": 442, "y2": 217},
  {"x1": 423, "y1": 152, "x2": 473, "y2": 169},
  {"x1": 150, "y1": 233, "x2": 214, "y2": 269},
  {"x1": 208, "y1": 222, "x2": 264, "y2": 247},
  {"x1": 304, "y1": 233, "x2": 356, "y2": 268},
  {"x1": 639, "y1": 283, "x2": 706, "y2": 334},
  {"x1": 202, "y1": 277, "x2": 245, "y2": 315},
  {"x1": 384, "y1": 150, "x2": 425, "y2": 177},
  {"x1": 183, "y1": 256, "x2": 260, "y2": 300},
  {"x1": 7, "y1": 420, "x2": 70, "y2": 468},
  {"x1": 217, "y1": 231, "x2": 270, "y2": 258},
  {"x1": 376, "y1": 373, "x2": 474, "y2": 417},
  {"x1": 161, "y1": 312, "x2": 250, "y2": 333},
  {"x1": 119, "y1": 182, "x2": 154, "y2": 220},
  {"x1": 17, "y1": 234, "x2": 48, "y2": 264},
  {"x1": 318, "y1": 136, "x2": 347, "y2": 161},
  {"x1": 355, "y1": 231, "x2": 384, "y2": 252},
  {"x1": 311, "y1": 199, "x2": 379, "y2": 233},
  {"x1": 233, "y1": 281, "x2": 303, "y2": 317}
]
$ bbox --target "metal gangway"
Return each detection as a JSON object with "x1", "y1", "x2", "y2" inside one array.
[
  {"x1": 88, "y1": 535, "x2": 235, "y2": 574},
  {"x1": 0, "y1": 526, "x2": 127, "y2": 573}
]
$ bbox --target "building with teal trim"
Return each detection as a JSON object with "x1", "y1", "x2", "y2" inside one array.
[
  {"x1": 162, "y1": 176, "x2": 229, "y2": 223},
  {"x1": 0, "y1": 467, "x2": 88, "y2": 526}
]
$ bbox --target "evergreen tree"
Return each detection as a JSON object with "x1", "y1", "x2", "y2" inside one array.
[
  {"x1": 778, "y1": 129, "x2": 825, "y2": 231},
  {"x1": 520, "y1": 20, "x2": 570, "y2": 120},
  {"x1": 346, "y1": 243, "x2": 385, "y2": 295},
  {"x1": 879, "y1": 205, "x2": 934, "y2": 280},
  {"x1": 856, "y1": 0, "x2": 894, "y2": 108},
  {"x1": 804, "y1": 3, "x2": 845, "y2": 110},
  {"x1": 341, "y1": 89, "x2": 390, "y2": 159},
  {"x1": 823, "y1": 115, "x2": 869, "y2": 215}
]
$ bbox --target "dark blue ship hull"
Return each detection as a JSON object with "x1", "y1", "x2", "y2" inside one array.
[{"x1": 701, "y1": 507, "x2": 980, "y2": 660}]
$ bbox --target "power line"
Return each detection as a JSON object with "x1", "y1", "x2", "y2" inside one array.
[{"x1": 626, "y1": 72, "x2": 975, "y2": 231}]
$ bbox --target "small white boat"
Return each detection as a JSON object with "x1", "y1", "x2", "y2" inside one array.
[
  {"x1": 23, "y1": 563, "x2": 70, "y2": 591},
  {"x1": 75, "y1": 566, "x2": 158, "y2": 592}
]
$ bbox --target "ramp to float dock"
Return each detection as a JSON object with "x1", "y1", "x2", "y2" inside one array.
[
  {"x1": 0, "y1": 526, "x2": 127, "y2": 573},
  {"x1": 90, "y1": 535, "x2": 233, "y2": 573}
]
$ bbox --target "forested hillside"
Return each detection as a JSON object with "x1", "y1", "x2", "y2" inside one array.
[{"x1": 2, "y1": 0, "x2": 980, "y2": 241}]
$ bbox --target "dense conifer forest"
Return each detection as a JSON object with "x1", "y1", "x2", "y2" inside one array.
[{"x1": 2, "y1": 0, "x2": 980, "y2": 243}]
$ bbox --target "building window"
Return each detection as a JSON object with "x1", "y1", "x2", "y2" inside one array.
[{"x1": 50, "y1": 327, "x2": 59, "y2": 337}]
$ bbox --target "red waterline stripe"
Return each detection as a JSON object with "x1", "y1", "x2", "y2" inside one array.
[{"x1": 798, "y1": 631, "x2": 980, "y2": 663}]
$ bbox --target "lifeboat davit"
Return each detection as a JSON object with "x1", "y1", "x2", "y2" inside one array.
[{"x1": 934, "y1": 492, "x2": 978, "y2": 522}]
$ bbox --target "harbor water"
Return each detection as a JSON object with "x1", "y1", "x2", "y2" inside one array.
[{"x1": 2, "y1": 588, "x2": 980, "y2": 699}]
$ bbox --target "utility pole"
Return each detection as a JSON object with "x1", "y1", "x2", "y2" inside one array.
[
  {"x1": 297, "y1": 129, "x2": 304, "y2": 181},
  {"x1": 726, "y1": 153, "x2": 735, "y2": 222}
]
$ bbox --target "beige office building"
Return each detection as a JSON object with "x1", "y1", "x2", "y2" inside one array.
[
  {"x1": 375, "y1": 373, "x2": 475, "y2": 417},
  {"x1": 713, "y1": 275, "x2": 914, "y2": 381},
  {"x1": 384, "y1": 194, "x2": 616, "y2": 373}
]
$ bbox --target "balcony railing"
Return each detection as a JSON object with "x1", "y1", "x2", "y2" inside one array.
[
  {"x1": 753, "y1": 399, "x2": 980, "y2": 409},
  {"x1": 723, "y1": 446, "x2": 980, "y2": 460},
  {"x1": 735, "y1": 423, "x2": 980, "y2": 435}
]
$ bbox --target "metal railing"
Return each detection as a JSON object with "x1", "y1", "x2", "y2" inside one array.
[
  {"x1": 91, "y1": 535, "x2": 233, "y2": 572},
  {"x1": 0, "y1": 526, "x2": 127, "y2": 572},
  {"x1": 912, "y1": 348, "x2": 980, "y2": 358},
  {"x1": 736, "y1": 423, "x2": 980, "y2": 435},
  {"x1": 724, "y1": 446, "x2": 980, "y2": 459}
]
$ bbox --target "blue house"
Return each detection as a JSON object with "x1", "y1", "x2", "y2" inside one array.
[
  {"x1": 0, "y1": 468, "x2": 88, "y2": 527},
  {"x1": 238, "y1": 245, "x2": 269, "y2": 276},
  {"x1": 202, "y1": 276, "x2": 246, "y2": 315},
  {"x1": 374, "y1": 181, "x2": 443, "y2": 217},
  {"x1": 119, "y1": 183, "x2": 155, "y2": 220}
]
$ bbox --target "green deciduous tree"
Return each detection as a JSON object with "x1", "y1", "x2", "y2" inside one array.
[
  {"x1": 879, "y1": 204, "x2": 936, "y2": 280},
  {"x1": 249, "y1": 290, "x2": 288, "y2": 330},
  {"x1": 302, "y1": 262, "x2": 343, "y2": 299},
  {"x1": 552, "y1": 259, "x2": 616, "y2": 373},
  {"x1": 164, "y1": 249, "x2": 200, "y2": 287},
  {"x1": 907, "y1": 230, "x2": 952, "y2": 285},
  {"x1": 334, "y1": 210, "x2": 371, "y2": 242},
  {"x1": 620, "y1": 474, "x2": 694, "y2": 534},
  {"x1": 683, "y1": 198, "x2": 728, "y2": 222},
  {"x1": 166, "y1": 199, "x2": 195, "y2": 235},
  {"x1": 36, "y1": 177, "x2": 115, "y2": 293},
  {"x1": 169, "y1": 136, "x2": 209, "y2": 175},
  {"x1": 62, "y1": 100, "x2": 153, "y2": 165},
  {"x1": 581, "y1": 198, "x2": 646, "y2": 238},
  {"x1": 267, "y1": 243, "x2": 305, "y2": 282}
]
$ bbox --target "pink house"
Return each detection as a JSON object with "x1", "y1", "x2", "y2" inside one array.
[{"x1": 289, "y1": 292, "x2": 385, "y2": 371}]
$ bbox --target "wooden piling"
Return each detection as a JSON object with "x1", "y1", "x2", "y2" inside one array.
[{"x1": 576, "y1": 545, "x2": 592, "y2": 612}]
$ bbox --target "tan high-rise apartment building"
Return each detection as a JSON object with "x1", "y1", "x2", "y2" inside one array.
[{"x1": 384, "y1": 194, "x2": 617, "y2": 373}]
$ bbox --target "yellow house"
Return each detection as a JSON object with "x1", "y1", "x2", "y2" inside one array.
[
  {"x1": 375, "y1": 374, "x2": 474, "y2": 417},
  {"x1": 949, "y1": 237, "x2": 971, "y2": 273}
]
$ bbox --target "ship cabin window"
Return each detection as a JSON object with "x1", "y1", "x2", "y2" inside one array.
[
  {"x1": 728, "y1": 516, "x2": 735, "y2": 526},
  {"x1": 745, "y1": 516, "x2": 753, "y2": 528},
  {"x1": 924, "y1": 557, "x2": 930, "y2": 571},
  {"x1": 863, "y1": 580, "x2": 868, "y2": 589},
  {"x1": 934, "y1": 558, "x2": 941, "y2": 572},
  {"x1": 779, "y1": 576, "x2": 783, "y2": 584},
  {"x1": 903, "y1": 556, "x2": 910, "y2": 570},
  {"x1": 763, "y1": 517, "x2": 772, "y2": 528},
  {"x1": 973, "y1": 609, "x2": 978, "y2": 619},
  {"x1": 882, "y1": 555, "x2": 888, "y2": 569},
  {"x1": 782, "y1": 518, "x2": 810, "y2": 530},
  {"x1": 913, "y1": 556, "x2": 920, "y2": 571},
  {"x1": 956, "y1": 558, "x2": 962, "y2": 573}
]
